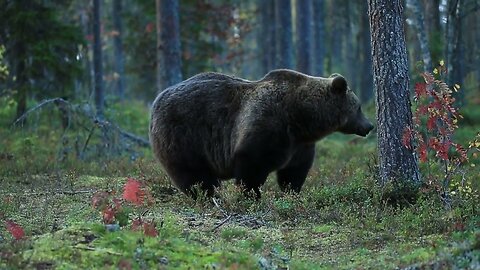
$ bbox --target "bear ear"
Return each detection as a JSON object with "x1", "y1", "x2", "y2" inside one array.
[{"x1": 330, "y1": 75, "x2": 348, "y2": 94}]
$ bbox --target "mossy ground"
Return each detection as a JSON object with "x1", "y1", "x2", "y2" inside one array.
[{"x1": 0, "y1": 100, "x2": 479, "y2": 269}]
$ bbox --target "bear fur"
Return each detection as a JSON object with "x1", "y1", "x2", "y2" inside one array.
[{"x1": 149, "y1": 69, "x2": 374, "y2": 198}]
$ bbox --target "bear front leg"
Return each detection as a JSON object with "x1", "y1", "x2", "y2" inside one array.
[
  {"x1": 233, "y1": 151, "x2": 270, "y2": 199},
  {"x1": 233, "y1": 127, "x2": 292, "y2": 198},
  {"x1": 276, "y1": 144, "x2": 315, "y2": 193}
]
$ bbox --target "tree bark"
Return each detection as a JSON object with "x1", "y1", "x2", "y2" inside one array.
[
  {"x1": 15, "y1": 44, "x2": 27, "y2": 124},
  {"x1": 112, "y1": 0, "x2": 125, "y2": 100},
  {"x1": 359, "y1": 0, "x2": 373, "y2": 103},
  {"x1": 93, "y1": 0, "x2": 104, "y2": 118},
  {"x1": 368, "y1": 0, "x2": 421, "y2": 186},
  {"x1": 312, "y1": 0, "x2": 325, "y2": 76},
  {"x1": 268, "y1": 0, "x2": 276, "y2": 71},
  {"x1": 295, "y1": 0, "x2": 312, "y2": 74},
  {"x1": 259, "y1": 0, "x2": 276, "y2": 73},
  {"x1": 445, "y1": 0, "x2": 464, "y2": 103},
  {"x1": 156, "y1": 0, "x2": 182, "y2": 92},
  {"x1": 423, "y1": 0, "x2": 441, "y2": 35},
  {"x1": 345, "y1": 1, "x2": 356, "y2": 89},
  {"x1": 330, "y1": 1, "x2": 346, "y2": 71},
  {"x1": 476, "y1": 6, "x2": 480, "y2": 84},
  {"x1": 407, "y1": 0, "x2": 432, "y2": 71},
  {"x1": 275, "y1": 0, "x2": 293, "y2": 69},
  {"x1": 423, "y1": 0, "x2": 442, "y2": 64}
]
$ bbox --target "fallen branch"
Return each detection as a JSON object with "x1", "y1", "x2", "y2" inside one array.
[
  {"x1": 212, "y1": 197, "x2": 228, "y2": 217},
  {"x1": 13, "y1": 98, "x2": 68, "y2": 126},
  {"x1": 1, "y1": 189, "x2": 97, "y2": 197},
  {"x1": 73, "y1": 245, "x2": 122, "y2": 256},
  {"x1": 95, "y1": 118, "x2": 150, "y2": 147},
  {"x1": 211, "y1": 214, "x2": 232, "y2": 232},
  {"x1": 12, "y1": 97, "x2": 150, "y2": 148}
]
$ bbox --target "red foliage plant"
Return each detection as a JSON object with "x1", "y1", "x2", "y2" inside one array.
[
  {"x1": 131, "y1": 218, "x2": 158, "y2": 237},
  {"x1": 403, "y1": 62, "x2": 479, "y2": 199},
  {"x1": 123, "y1": 178, "x2": 145, "y2": 206},
  {"x1": 91, "y1": 178, "x2": 158, "y2": 237},
  {"x1": 5, "y1": 220, "x2": 25, "y2": 240},
  {"x1": 405, "y1": 68, "x2": 466, "y2": 164}
]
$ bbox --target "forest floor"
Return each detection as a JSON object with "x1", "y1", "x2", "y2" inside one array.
[{"x1": 1, "y1": 101, "x2": 479, "y2": 269}]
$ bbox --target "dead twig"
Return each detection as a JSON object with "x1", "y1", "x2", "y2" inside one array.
[
  {"x1": 13, "y1": 98, "x2": 68, "y2": 126},
  {"x1": 12, "y1": 97, "x2": 150, "y2": 148},
  {"x1": 211, "y1": 214, "x2": 232, "y2": 232},
  {"x1": 2, "y1": 189, "x2": 97, "y2": 197},
  {"x1": 72, "y1": 245, "x2": 122, "y2": 256},
  {"x1": 212, "y1": 197, "x2": 228, "y2": 217}
]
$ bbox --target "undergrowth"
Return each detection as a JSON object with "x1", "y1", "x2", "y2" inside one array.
[{"x1": 1, "y1": 75, "x2": 479, "y2": 269}]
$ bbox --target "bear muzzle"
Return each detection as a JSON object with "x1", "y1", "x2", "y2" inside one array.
[{"x1": 358, "y1": 122, "x2": 374, "y2": 137}]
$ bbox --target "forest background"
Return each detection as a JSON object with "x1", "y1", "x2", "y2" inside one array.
[{"x1": 0, "y1": 0, "x2": 479, "y2": 269}]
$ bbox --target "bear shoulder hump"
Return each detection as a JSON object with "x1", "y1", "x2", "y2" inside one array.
[{"x1": 260, "y1": 69, "x2": 308, "y2": 85}]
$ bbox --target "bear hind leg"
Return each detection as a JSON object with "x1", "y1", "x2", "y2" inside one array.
[{"x1": 168, "y1": 168, "x2": 220, "y2": 199}]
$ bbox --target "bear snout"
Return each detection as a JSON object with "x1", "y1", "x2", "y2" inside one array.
[{"x1": 360, "y1": 122, "x2": 374, "y2": 137}]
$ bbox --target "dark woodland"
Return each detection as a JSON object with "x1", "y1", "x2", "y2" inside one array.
[{"x1": 0, "y1": 0, "x2": 479, "y2": 268}]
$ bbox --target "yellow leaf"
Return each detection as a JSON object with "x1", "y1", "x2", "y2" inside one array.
[
  {"x1": 433, "y1": 68, "x2": 439, "y2": 74},
  {"x1": 439, "y1": 60, "x2": 445, "y2": 66}
]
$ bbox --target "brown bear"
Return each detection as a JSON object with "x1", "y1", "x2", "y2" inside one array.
[{"x1": 149, "y1": 69, "x2": 374, "y2": 198}]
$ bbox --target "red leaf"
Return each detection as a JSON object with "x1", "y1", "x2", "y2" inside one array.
[
  {"x1": 414, "y1": 82, "x2": 427, "y2": 98},
  {"x1": 5, "y1": 220, "x2": 25, "y2": 240},
  {"x1": 123, "y1": 178, "x2": 145, "y2": 206},
  {"x1": 118, "y1": 259, "x2": 132, "y2": 270},
  {"x1": 419, "y1": 143, "x2": 428, "y2": 162},
  {"x1": 131, "y1": 218, "x2": 142, "y2": 231},
  {"x1": 427, "y1": 116, "x2": 437, "y2": 131},
  {"x1": 145, "y1": 22, "x2": 155, "y2": 33},
  {"x1": 454, "y1": 143, "x2": 468, "y2": 162},
  {"x1": 402, "y1": 127, "x2": 412, "y2": 149},
  {"x1": 103, "y1": 207, "x2": 116, "y2": 224},
  {"x1": 417, "y1": 105, "x2": 429, "y2": 115},
  {"x1": 437, "y1": 141, "x2": 451, "y2": 160},
  {"x1": 143, "y1": 221, "x2": 158, "y2": 237}
]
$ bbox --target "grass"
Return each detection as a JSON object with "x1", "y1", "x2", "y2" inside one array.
[{"x1": 0, "y1": 98, "x2": 479, "y2": 269}]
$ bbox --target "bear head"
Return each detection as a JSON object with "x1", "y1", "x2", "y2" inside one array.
[{"x1": 329, "y1": 74, "x2": 374, "y2": 137}]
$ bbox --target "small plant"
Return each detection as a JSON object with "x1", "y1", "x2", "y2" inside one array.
[
  {"x1": 4, "y1": 219, "x2": 25, "y2": 240},
  {"x1": 91, "y1": 178, "x2": 158, "y2": 237},
  {"x1": 403, "y1": 61, "x2": 480, "y2": 206}
]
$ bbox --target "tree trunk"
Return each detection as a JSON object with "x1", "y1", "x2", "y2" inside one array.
[
  {"x1": 476, "y1": 7, "x2": 480, "y2": 84},
  {"x1": 156, "y1": 0, "x2": 182, "y2": 92},
  {"x1": 407, "y1": 0, "x2": 432, "y2": 71},
  {"x1": 423, "y1": 0, "x2": 442, "y2": 65},
  {"x1": 275, "y1": 0, "x2": 293, "y2": 69},
  {"x1": 344, "y1": 0, "x2": 356, "y2": 89},
  {"x1": 330, "y1": 1, "x2": 346, "y2": 72},
  {"x1": 15, "y1": 45, "x2": 27, "y2": 124},
  {"x1": 257, "y1": 1, "x2": 275, "y2": 74},
  {"x1": 295, "y1": 0, "x2": 312, "y2": 74},
  {"x1": 268, "y1": 0, "x2": 276, "y2": 71},
  {"x1": 93, "y1": 0, "x2": 104, "y2": 118},
  {"x1": 368, "y1": 0, "x2": 421, "y2": 186},
  {"x1": 112, "y1": 0, "x2": 125, "y2": 100},
  {"x1": 423, "y1": 0, "x2": 441, "y2": 35},
  {"x1": 312, "y1": 0, "x2": 325, "y2": 76},
  {"x1": 445, "y1": 0, "x2": 464, "y2": 103},
  {"x1": 359, "y1": 0, "x2": 373, "y2": 103}
]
